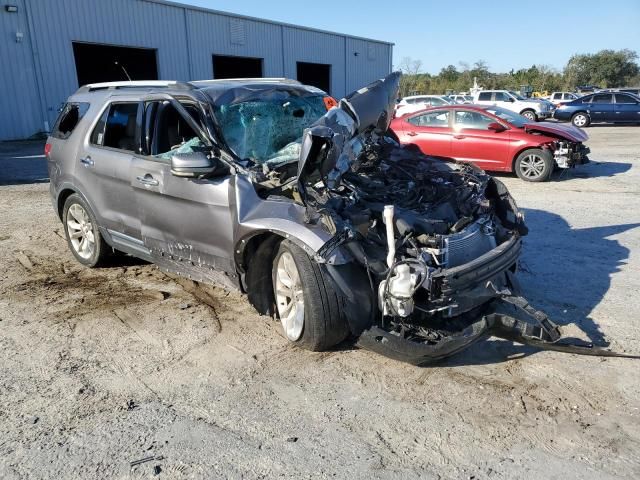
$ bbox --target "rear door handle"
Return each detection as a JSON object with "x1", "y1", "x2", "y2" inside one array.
[
  {"x1": 80, "y1": 156, "x2": 94, "y2": 167},
  {"x1": 136, "y1": 174, "x2": 159, "y2": 186},
  {"x1": 454, "y1": 135, "x2": 465, "y2": 139},
  {"x1": 407, "y1": 131, "x2": 418, "y2": 136}
]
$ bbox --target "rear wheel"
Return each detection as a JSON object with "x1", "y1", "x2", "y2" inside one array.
[
  {"x1": 571, "y1": 112, "x2": 590, "y2": 127},
  {"x1": 521, "y1": 109, "x2": 537, "y2": 121},
  {"x1": 514, "y1": 149, "x2": 554, "y2": 182},
  {"x1": 272, "y1": 240, "x2": 349, "y2": 351},
  {"x1": 63, "y1": 194, "x2": 110, "y2": 267}
]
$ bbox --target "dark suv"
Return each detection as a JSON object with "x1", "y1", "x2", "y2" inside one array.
[{"x1": 46, "y1": 73, "x2": 573, "y2": 364}]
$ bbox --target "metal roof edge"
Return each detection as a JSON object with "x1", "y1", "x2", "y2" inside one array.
[{"x1": 139, "y1": 0, "x2": 395, "y2": 46}]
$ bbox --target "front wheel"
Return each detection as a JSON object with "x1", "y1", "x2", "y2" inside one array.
[
  {"x1": 521, "y1": 110, "x2": 537, "y2": 121},
  {"x1": 571, "y1": 112, "x2": 590, "y2": 127},
  {"x1": 514, "y1": 149, "x2": 554, "y2": 182},
  {"x1": 272, "y1": 240, "x2": 349, "y2": 351}
]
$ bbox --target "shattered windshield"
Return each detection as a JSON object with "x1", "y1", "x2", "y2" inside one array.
[{"x1": 214, "y1": 95, "x2": 329, "y2": 166}]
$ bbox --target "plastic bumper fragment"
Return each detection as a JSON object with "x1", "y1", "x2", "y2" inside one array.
[{"x1": 356, "y1": 295, "x2": 640, "y2": 365}]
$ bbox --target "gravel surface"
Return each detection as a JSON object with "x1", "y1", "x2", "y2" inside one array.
[{"x1": 0, "y1": 126, "x2": 639, "y2": 479}]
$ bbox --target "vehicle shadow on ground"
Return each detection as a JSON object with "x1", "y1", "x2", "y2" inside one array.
[
  {"x1": 433, "y1": 209, "x2": 640, "y2": 367},
  {"x1": 552, "y1": 160, "x2": 631, "y2": 181}
]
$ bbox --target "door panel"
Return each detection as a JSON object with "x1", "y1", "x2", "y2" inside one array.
[
  {"x1": 614, "y1": 94, "x2": 640, "y2": 122},
  {"x1": 131, "y1": 157, "x2": 236, "y2": 275},
  {"x1": 77, "y1": 101, "x2": 142, "y2": 238},
  {"x1": 401, "y1": 110, "x2": 452, "y2": 157},
  {"x1": 586, "y1": 94, "x2": 614, "y2": 121},
  {"x1": 451, "y1": 110, "x2": 510, "y2": 171},
  {"x1": 81, "y1": 145, "x2": 141, "y2": 237}
]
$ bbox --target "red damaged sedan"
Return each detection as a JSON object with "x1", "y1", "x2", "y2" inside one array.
[{"x1": 390, "y1": 105, "x2": 590, "y2": 182}]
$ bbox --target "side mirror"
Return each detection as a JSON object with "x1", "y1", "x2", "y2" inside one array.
[
  {"x1": 170, "y1": 151, "x2": 226, "y2": 178},
  {"x1": 507, "y1": 97, "x2": 515, "y2": 102},
  {"x1": 487, "y1": 122, "x2": 506, "y2": 133}
]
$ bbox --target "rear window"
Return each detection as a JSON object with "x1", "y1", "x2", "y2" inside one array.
[{"x1": 51, "y1": 102, "x2": 90, "y2": 139}]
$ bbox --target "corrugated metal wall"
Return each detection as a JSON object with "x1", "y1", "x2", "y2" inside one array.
[
  {"x1": 0, "y1": 0, "x2": 44, "y2": 140},
  {"x1": 0, "y1": 0, "x2": 392, "y2": 141}
]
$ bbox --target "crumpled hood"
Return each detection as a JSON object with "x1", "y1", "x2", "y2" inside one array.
[
  {"x1": 523, "y1": 122, "x2": 588, "y2": 143},
  {"x1": 297, "y1": 72, "x2": 401, "y2": 194}
]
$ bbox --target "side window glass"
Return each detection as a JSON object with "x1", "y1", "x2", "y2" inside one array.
[
  {"x1": 152, "y1": 102, "x2": 206, "y2": 159},
  {"x1": 553, "y1": 93, "x2": 562, "y2": 100},
  {"x1": 407, "y1": 110, "x2": 449, "y2": 127},
  {"x1": 581, "y1": 95, "x2": 593, "y2": 103},
  {"x1": 478, "y1": 92, "x2": 491, "y2": 101},
  {"x1": 52, "y1": 103, "x2": 90, "y2": 139},
  {"x1": 494, "y1": 92, "x2": 506, "y2": 101},
  {"x1": 454, "y1": 111, "x2": 493, "y2": 130},
  {"x1": 592, "y1": 94, "x2": 612, "y2": 104},
  {"x1": 615, "y1": 94, "x2": 636, "y2": 104},
  {"x1": 90, "y1": 102, "x2": 139, "y2": 151}
]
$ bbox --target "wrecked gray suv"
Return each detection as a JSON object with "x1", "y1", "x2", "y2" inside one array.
[{"x1": 47, "y1": 73, "x2": 620, "y2": 365}]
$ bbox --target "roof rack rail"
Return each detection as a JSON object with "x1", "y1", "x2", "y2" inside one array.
[
  {"x1": 77, "y1": 80, "x2": 194, "y2": 93},
  {"x1": 190, "y1": 77, "x2": 302, "y2": 86}
]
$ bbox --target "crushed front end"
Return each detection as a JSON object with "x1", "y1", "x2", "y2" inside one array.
[
  {"x1": 303, "y1": 137, "x2": 532, "y2": 365},
  {"x1": 254, "y1": 72, "x2": 633, "y2": 364},
  {"x1": 286, "y1": 72, "x2": 539, "y2": 364},
  {"x1": 552, "y1": 140, "x2": 590, "y2": 168}
]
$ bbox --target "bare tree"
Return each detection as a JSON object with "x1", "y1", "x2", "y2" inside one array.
[{"x1": 396, "y1": 57, "x2": 424, "y2": 97}]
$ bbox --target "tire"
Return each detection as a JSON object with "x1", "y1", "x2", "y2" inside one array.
[
  {"x1": 272, "y1": 240, "x2": 349, "y2": 351},
  {"x1": 514, "y1": 149, "x2": 554, "y2": 182},
  {"x1": 62, "y1": 193, "x2": 110, "y2": 267},
  {"x1": 571, "y1": 112, "x2": 590, "y2": 127},
  {"x1": 521, "y1": 109, "x2": 537, "y2": 121}
]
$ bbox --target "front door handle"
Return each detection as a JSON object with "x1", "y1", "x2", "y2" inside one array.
[
  {"x1": 454, "y1": 135, "x2": 465, "y2": 139},
  {"x1": 136, "y1": 175, "x2": 159, "y2": 186},
  {"x1": 80, "y1": 156, "x2": 94, "y2": 167}
]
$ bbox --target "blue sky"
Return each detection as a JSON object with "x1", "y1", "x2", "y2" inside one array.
[{"x1": 183, "y1": 0, "x2": 640, "y2": 74}]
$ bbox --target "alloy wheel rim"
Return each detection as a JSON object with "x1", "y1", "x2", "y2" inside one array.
[
  {"x1": 275, "y1": 251, "x2": 304, "y2": 341},
  {"x1": 574, "y1": 114, "x2": 586, "y2": 126},
  {"x1": 66, "y1": 204, "x2": 95, "y2": 259},
  {"x1": 520, "y1": 154, "x2": 546, "y2": 179},
  {"x1": 523, "y1": 111, "x2": 535, "y2": 120}
]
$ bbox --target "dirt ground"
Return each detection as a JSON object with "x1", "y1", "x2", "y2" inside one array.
[{"x1": 1, "y1": 126, "x2": 639, "y2": 479}]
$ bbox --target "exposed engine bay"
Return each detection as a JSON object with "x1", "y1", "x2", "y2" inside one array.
[{"x1": 244, "y1": 72, "x2": 634, "y2": 364}]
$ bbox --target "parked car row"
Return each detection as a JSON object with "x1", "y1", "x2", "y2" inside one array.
[{"x1": 472, "y1": 90, "x2": 554, "y2": 121}]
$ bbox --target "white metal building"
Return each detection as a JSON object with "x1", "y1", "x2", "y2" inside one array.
[{"x1": 0, "y1": 0, "x2": 393, "y2": 140}]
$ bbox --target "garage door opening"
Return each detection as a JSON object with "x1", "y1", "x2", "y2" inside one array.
[
  {"x1": 297, "y1": 62, "x2": 331, "y2": 94},
  {"x1": 212, "y1": 55, "x2": 263, "y2": 79},
  {"x1": 72, "y1": 42, "x2": 158, "y2": 87}
]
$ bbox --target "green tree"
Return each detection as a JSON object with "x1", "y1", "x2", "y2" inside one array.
[
  {"x1": 394, "y1": 50, "x2": 638, "y2": 97},
  {"x1": 564, "y1": 49, "x2": 639, "y2": 88}
]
